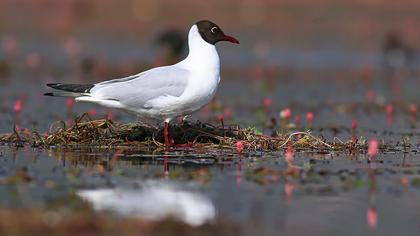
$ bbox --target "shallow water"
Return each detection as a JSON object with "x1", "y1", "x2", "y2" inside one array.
[
  {"x1": 1, "y1": 144, "x2": 420, "y2": 235},
  {"x1": 1, "y1": 61, "x2": 420, "y2": 235}
]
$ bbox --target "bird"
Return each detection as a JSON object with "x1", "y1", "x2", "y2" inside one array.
[{"x1": 45, "y1": 20, "x2": 239, "y2": 147}]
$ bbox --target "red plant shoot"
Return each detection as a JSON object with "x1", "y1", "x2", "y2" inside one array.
[
  {"x1": 66, "y1": 97, "x2": 75, "y2": 108},
  {"x1": 366, "y1": 90, "x2": 376, "y2": 104},
  {"x1": 351, "y1": 119, "x2": 358, "y2": 131},
  {"x1": 63, "y1": 37, "x2": 81, "y2": 57},
  {"x1": 386, "y1": 104, "x2": 393, "y2": 126},
  {"x1": 110, "y1": 148, "x2": 124, "y2": 168},
  {"x1": 367, "y1": 207, "x2": 378, "y2": 230},
  {"x1": 400, "y1": 177, "x2": 409, "y2": 186},
  {"x1": 217, "y1": 114, "x2": 224, "y2": 130},
  {"x1": 294, "y1": 114, "x2": 301, "y2": 126},
  {"x1": 352, "y1": 136, "x2": 358, "y2": 145},
  {"x1": 368, "y1": 139, "x2": 379, "y2": 159},
  {"x1": 25, "y1": 52, "x2": 41, "y2": 69},
  {"x1": 386, "y1": 104, "x2": 393, "y2": 116},
  {"x1": 107, "y1": 110, "x2": 113, "y2": 120},
  {"x1": 285, "y1": 182, "x2": 295, "y2": 201},
  {"x1": 14, "y1": 99, "x2": 23, "y2": 126},
  {"x1": 351, "y1": 119, "x2": 358, "y2": 144},
  {"x1": 285, "y1": 145, "x2": 294, "y2": 164},
  {"x1": 236, "y1": 168, "x2": 242, "y2": 185},
  {"x1": 66, "y1": 97, "x2": 75, "y2": 115},
  {"x1": 163, "y1": 154, "x2": 169, "y2": 176},
  {"x1": 361, "y1": 64, "x2": 373, "y2": 84},
  {"x1": 263, "y1": 98, "x2": 272, "y2": 113},
  {"x1": 88, "y1": 108, "x2": 97, "y2": 117},
  {"x1": 306, "y1": 112, "x2": 314, "y2": 128},
  {"x1": 223, "y1": 107, "x2": 233, "y2": 120},
  {"x1": 409, "y1": 104, "x2": 417, "y2": 125},
  {"x1": 2, "y1": 36, "x2": 18, "y2": 55},
  {"x1": 409, "y1": 104, "x2": 417, "y2": 114},
  {"x1": 14, "y1": 99, "x2": 22, "y2": 113},
  {"x1": 24, "y1": 128, "x2": 31, "y2": 138}
]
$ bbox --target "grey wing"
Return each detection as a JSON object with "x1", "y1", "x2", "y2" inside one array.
[{"x1": 90, "y1": 65, "x2": 189, "y2": 109}]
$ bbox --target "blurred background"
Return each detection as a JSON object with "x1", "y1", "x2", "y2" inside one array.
[
  {"x1": 1, "y1": 0, "x2": 420, "y2": 133},
  {"x1": 2, "y1": 2, "x2": 420, "y2": 235},
  {"x1": 1, "y1": 0, "x2": 419, "y2": 66}
]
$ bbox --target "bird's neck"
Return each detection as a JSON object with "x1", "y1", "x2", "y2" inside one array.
[
  {"x1": 181, "y1": 44, "x2": 220, "y2": 71},
  {"x1": 177, "y1": 25, "x2": 220, "y2": 72}
]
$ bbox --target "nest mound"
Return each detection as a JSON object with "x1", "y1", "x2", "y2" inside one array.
[
  {"x1": 1, "y1": 118, "x2": 236, "y2": 147},
  {"x1": 0, "y1": 114, "x2": 370, "y2": 152}
]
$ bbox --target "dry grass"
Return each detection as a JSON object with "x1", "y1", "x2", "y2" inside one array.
[{"x1": 0, "y1": 114, "x2": 377, "y2": 152}]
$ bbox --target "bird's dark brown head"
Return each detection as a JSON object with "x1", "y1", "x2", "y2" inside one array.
[{"x1": 195, "y1": 20, "x2": 239, "y2": 45}]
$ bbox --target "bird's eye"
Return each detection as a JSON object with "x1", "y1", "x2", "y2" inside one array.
[{"x1": 211, "y1": 27, "x2": 218, "y2": 34}]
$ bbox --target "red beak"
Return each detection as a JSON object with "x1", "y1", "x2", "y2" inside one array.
[{"x1": 222, "y1": 35, "x2": 240, "y2": 44}]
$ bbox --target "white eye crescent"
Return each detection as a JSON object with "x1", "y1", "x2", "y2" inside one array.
[{"x1": 211, "y1": 27, "x2": 218, "y2": 33}]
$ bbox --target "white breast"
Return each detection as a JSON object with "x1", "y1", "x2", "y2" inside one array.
[{"x1": 178, "y1": 70, "x2": 220, "y2": 113}]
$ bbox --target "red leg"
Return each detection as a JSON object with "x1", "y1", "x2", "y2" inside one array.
[{"x1": 164, "y1": 122, "x2": 170, "y2": 147}]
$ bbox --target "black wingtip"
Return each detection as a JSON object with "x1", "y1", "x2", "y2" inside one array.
[
  {"x1": 46, "y1": 83, "x2": 59, "y2": 88},
  {"x1": 45, "y1": 83, "x2": 94, "y2": 93},
  {"x1": 44, "y1": 92, "x2": 54, "y2": 96}
]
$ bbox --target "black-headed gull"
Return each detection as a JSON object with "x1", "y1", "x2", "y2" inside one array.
[{"x1": 45, "y1": 20, "x2": 239, "y2": 147}]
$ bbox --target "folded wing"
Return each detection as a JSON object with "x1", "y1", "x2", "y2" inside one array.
[{"x1": 90, "y1": 65, "x2": 189, "y2": 109}]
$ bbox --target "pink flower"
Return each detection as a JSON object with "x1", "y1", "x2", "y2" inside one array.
[
  {"x1": 236, "y1": 141, "x2": 244, "y2": 154},
  {"x1": 280, "y1": 108, "x2": 292, "y2": 119}
]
